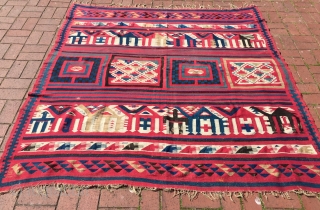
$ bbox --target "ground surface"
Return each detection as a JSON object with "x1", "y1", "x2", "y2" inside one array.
[{"x1": 0, "y1": 0, "x2": 320, "y2": 209}]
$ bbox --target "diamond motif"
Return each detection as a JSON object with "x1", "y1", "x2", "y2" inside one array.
[{"x1": 107, "y1": 56, "x2": 162, "y2": 87}]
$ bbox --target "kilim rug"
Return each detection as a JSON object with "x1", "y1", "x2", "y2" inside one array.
[{"x1": 1, "y1": 4, "x2": 320, "y2": 195}]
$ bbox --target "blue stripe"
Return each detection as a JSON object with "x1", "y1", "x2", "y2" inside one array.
[
  {"x1": 39, "y1": 100, "x2": 293, "y2": 105},
  {"x1": 22, "y1": 135, "x2": 308, "y2": 142}
]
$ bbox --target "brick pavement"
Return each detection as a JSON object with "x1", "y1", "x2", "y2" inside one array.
[{"x1": 0, "y1": 0, "x2": 320, "y2": 209}]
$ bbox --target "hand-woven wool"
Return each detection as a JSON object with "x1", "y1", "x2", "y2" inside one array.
[{"x1": 1, "y1": 4, "x2": 320, "y2": 194}]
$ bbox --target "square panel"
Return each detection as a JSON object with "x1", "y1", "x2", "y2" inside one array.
[
  {"x1": 166, "y1": 57, "x2": 227, "y2": 89},
  {"x1": 50, "y1": 57, "x2": 101, "y2": 83},
  {"x1": 48, "y1": 53, "x2": 109, "y2": 87},
  {"x1": 223, "y1": 58, "x2": 285, "y2": 89},
  {"x1": 106, "y1": 56, "x2": 163, "y2": 87},
  {"x1": 48, "y1": 53, "x2": 109, "y2": 88}
]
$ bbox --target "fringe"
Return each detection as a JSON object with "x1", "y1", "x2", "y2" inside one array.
[
  {"x1": 72, "y1": 0, "x2": 255, "y2": 10},
  {"x1": 3, "y1": 183, "x2": 320, "y2": 202}
]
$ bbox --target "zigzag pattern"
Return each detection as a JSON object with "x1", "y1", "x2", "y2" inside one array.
[
  {"x1": 13, "y1": 161, "x2": 320, "y2": 178},
  {"x1": 76, "y1": 10, "x2": 254, "y2": 20},
  {"x1": 20, "y1": 141, "x2": 316, "y2": 155}
]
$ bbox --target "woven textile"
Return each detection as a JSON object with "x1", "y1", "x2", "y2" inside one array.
[{"x1": 1, "y1": 4, "x2": 320, "y2": 193}]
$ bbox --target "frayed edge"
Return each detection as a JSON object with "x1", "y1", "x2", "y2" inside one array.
[
  {"x1": 71, "y1": 1, "x2": 255, "y2": 10},
  {"x1": 2, "y1": 184, "x2": 320, "y2": 202}
]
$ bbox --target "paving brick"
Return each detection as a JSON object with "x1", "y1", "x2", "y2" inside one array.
[
  {"x1": 39, "y1": 31, "x2": 54, "y2": 45},
  {"x1": 0, "y1": 0, "x2": 7, "y2": 5},
  {"x1": 0, "y1": 43, "x2": 10, "y2": 58},
  {"x1": 78, "y1": 189, "x2": 100, "y2": 210},
  {"x1": 140, "y1": 190, "x2": 160, "y2": 210},
  {"x1": 309, "y1": 107, "x2": 320, "y2": 128},
  {"x1": 4, "y1": 44, "x2": 23, "y2": 59},
  {"x1": 7, "y1": 5, "x2": 23, "y2": 17},
  {"x1": 11, "y1": 17, "x2": 27, "y2": 29},
  {"x1": 0, "y1": 5, "x2": 13, "y2": 16},
  {"x1": 285, "y1": 57, "x2": 305, "y2": 65},
  {"x1": 0, "y1": 124, "x2": 9, "y2": 136},
  {"x1": 99, "y1": 208, "x2": 138, "y2": 210},
  {"x1": 6, "y1": 60, "x2": 26, "y2": 77},
  {"x1": 26, "y1": 78, "x2": 36, "y2": 95},
  {"x1": 92, "y1": 0, "x2": 113, "y2": 4},
  {"x1": 21, "y1": 45, "x2": 49, "y2": 53},
  {"x1": 0, "y1": 17, "x2": 15, "y2": 23},
  {"x1": 26, "y1": 31, "x2": 43, "y2": 44},
  {"x1": 292, "y1": 35, "x2": 317, "y2": 43},
  {"x1": 296, "y1": 66, "x2": 315, "y2": 83},
  {"x1": 38, "y1": 18, "x2": 61, "y2": 25},
  {"x1": 262, "y1": 193, "x2": 302, "y2": 209},
  {"x1": 27, "y1": 0, "x2": 39, "y2": 6},
  {"x1": 37, "y1": 0, "x2": 49, "y2": 6},
  {"x1": 1, "y1": 36, "x2": 27, "y2": 44},
  {"x1": 21, "y1": 61, "x2": 41, "y2": 78},
  {"x1": 304, "y1": 94, "x2": 320, "y2": 104},
  {"x1": 23, "y1": 6, "x2": 45, "y2": 12},
  {"x1": 0, "y1": 23, "x2": 12, "y2": 30},
  {"x1": 0, "y1": 192, "x2": 18, "y2": 210},
  {"x1": 17, "y1": 186, "x2": 60, "y2": 205},
  {"x1": 1, "y1": 78, "x2": 31, "y2": 88},
  {"x1": 181, "y1": 193, "x2": 221, "y2": 209},
  {"x1": 34, "y1": 24, "x2": 59, "y2": 32},
  {"x1": 280, "y1": 36, "x2": 295, "y2": 49},
  {"x1": 22, "y1": 18, "x2": 38, "y2": 30},
  {"x1": 313, "y1": 74, "x2": 320, "y2": 83},
  {"x1": 56, "y1": 189, "x2": 79, "y2": 210},
  {"x1": 301, "y1": 195, "x2": 320, "y2": 210},
  {"x1": 242, "y1": 195, "x2": 263, "y2": 210},
  {"x1": 41, "y1": 7, "x2": 56, "y2": 18},
  {"x1": 53, "y1": 7, "x2": 67, "y2": 18},
  {"x1": 48, "y1": 1, "x2": 69, "y2": 7},
  {"x1": 0, "y1": 68, "x2": 9, "y2": 77},
  {"x1": 295, "y1": 42, "x2": 319, "y2": 50},
  {"x1": 122, "y1": 0, "x2": 133, "y2": 6},
  {"x1": 309, "y1": 66, "x2": 320, "y2": 74},
  {"x1": 19, "y1": 11, "x2": 42, "y2": 18},
  {"x1": 161, "y1": 191, "x2": 180, "y2": 210},
  {"x1": 0, "y1": 135, "x2": 8, "y2": 151},
  {"x1": 99, "y1": 189, "x2": 139, "y2": 207},
  {"x1": 15, "y1": 206, "x2": 56, "y2": 210},
  {"x1": 0, "y1": 100, "x2": 5, "y2": 111},
  {"x1": 270, "y1": 28, "x2": 289, "y2": 36},
  {"x1": 0, "y1": 18, "x2": 15, "y2": 26},
  {"x1": 0, "y1": 89, "x2": 26, "y2": 99},
  {"x1": 286, "y1": 24, "x2": 300, "y2": 36},
  {"x1": 6, "y1": 30, "x2": 31, "y2": 37},
  {"x1": 291, "y1": 69, "x2": 303, "y2": 83},
  {"x1": 0, "y1": 100, "x2": 22, "y2": 123},
  {"x1": 6, "y1": 0, "x2": 27, "y2": 6},
  {"x1": 0, "y1": 29, "x2": 6, "y2": 40},
  {"x1": 17, "y1": 52, "x2": 45, "y2": 60},
  {"x1": 0, "y1": 60, "x2": 14, "y2": 68},
  {"x1": 221, "y1": 197, "x2": 242, "y2": 210},
  {"x1": 281, "y1": 49, "x2": 301, "y2": 58},
  {"x1": 297, "y1": 84, "x2": 320, "y2": 93}
]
